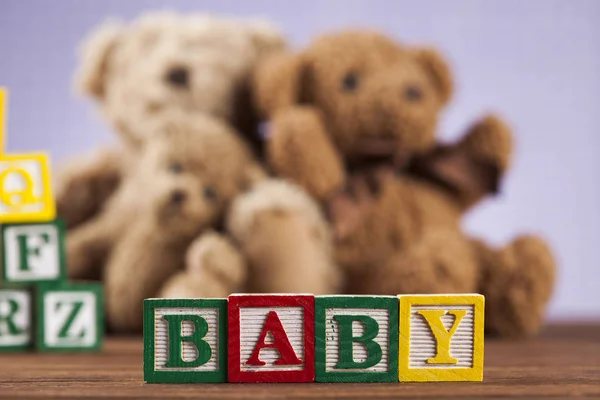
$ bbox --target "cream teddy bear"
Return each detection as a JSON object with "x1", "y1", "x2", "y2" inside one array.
[
  {"x1": 68, "y1": 112, "x2": 261, "y2": 331},
  {"x1": 56, "y1": 11, "x2": 285, "y2": 231}
]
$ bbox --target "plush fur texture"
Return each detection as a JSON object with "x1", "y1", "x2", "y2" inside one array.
[
  {"x1": 254, "y1": 30, "x2": 556, "y2": 337},
  {"x1": 68, "y1": 113, "x2": 263, "y2": 332},
  {"x1": 56, "y1": 11, "x2": 286, "y2": 230},
  {"x1": 227, "y1": 179, "x2": 341, "y2": 295},
  {"x1": 159, "y1": 231, "x2": 248, "y2": 299},
  {"x1": 58, "y1": 12, "x2": 341, "y2": 332}
]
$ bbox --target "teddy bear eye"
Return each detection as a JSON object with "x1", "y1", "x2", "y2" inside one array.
[
  {"x1": 165, "y1": 66, "x2": 190, "y2": 88},
  {"x1": 342, "y1": 73, "x2": 359, "y2": 92},
  {"x1": 404, "y1": 85, "x2": 423, "y2": 102},
  {"x1": 168, "y1": 162, "x2": 184, "y2": 174},
  {"x1": 203, "y1": 186, "x2": 218, "y2": 202}
]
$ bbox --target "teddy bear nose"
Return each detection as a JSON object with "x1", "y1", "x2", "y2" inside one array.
[
  {"x1": 170, "y1": 190, "x2": 187, "y2": 205},
  {"x1": 165, "y1": 66, "x2": 189, "y2": 88}
]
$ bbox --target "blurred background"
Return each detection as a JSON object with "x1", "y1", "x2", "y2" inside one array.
[{"x1": 0, "y1": 0, "x2": 598, "y2": 321}]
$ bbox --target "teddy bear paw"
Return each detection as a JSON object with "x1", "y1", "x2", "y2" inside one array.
[
  {"x1": 158, "y1": 272, "x2": 210, "y2": 299},
  {"x1": 186, "y1": 232, "x2": 247, "y2": 291},
  {"x1": 461, "y1": 114, "x2": 513, "y2": 173}
]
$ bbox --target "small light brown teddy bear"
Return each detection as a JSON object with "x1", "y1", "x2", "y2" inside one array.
[
  {"x1": 69, "y1": 112, "x2": 262, "y2": 332},
  {"x1": 254, "y1": 31, "x2": 556, "y2": 337},
  {"x1": 68, "y1": 109, "x2": 341, "y2": 332},
  {"x1": 55, "y1": 11, "x2": 285, "y2": 231}
]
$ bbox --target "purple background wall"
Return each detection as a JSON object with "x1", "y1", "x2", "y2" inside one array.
[{"x1": 1, "y1": 0, "x2": 598, "y2": 320}]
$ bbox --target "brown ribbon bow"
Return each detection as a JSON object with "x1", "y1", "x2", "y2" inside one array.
[{"x1": 327, "y1": 144, "x2": 501, "y2": 241}]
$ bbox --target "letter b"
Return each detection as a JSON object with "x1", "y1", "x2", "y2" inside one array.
[
  {"x1": 334, "y1": 315, "x2": 382, "y2": 369},
  {"x1": 164, "y1": 314, "x2": 212, "y2": 368}
]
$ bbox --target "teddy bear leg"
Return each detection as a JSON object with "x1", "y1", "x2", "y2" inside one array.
[
  {"x1": 227, "y1": 180, "x2": 341, "y2": 295},
  {"x1": 159, "y1": 232, "x2": 247, "y2": 298},
  {"x1": 104, "y1": 221, "x2": 188, "y2": 332},
  {"x1": 474, "y1": 235, "x2": 556, "y2": 338},
  {"x1": 54, "y1": 146, "x2": 124, "y2": 229},
  {"x1": 351, "y1": 228, "x2": 479, "y2": 295}
]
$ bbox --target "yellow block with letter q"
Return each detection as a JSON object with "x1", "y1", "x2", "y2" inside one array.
[{"x1": 0, "y1": 153, "x2": 56, "y2": 223}]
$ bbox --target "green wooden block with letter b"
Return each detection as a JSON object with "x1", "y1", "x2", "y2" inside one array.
[
  {"x1": 143, "y1": 298, "x2": 228, "y2": 383},
  {"x1": 315, "y1": 295, "x2": 399, "y2": 382}
]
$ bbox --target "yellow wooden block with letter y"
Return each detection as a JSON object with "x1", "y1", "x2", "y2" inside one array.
[{"x1": 398, "y1": 294, "x2": 484, "y2": 382}]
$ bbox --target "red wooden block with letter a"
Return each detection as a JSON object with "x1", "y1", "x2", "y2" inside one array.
[{"x1": 228, "y1": 294, "x2": 315, "y2": 383}]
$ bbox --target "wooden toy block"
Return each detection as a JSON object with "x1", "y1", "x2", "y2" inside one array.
[
  {"x1": 228, "y1": 294, "x2": 315, "y2": 383},
  {"x1": 0, "y1": 286, "x2": 32, "y2": 352},
  {"x1": 398, "y1": 294, "x2": 484, "y2": 382},
  {"x1": 0, "y1": 153, "x2": 56, "y2": 223},
  {"x1": 0, "y1": 88, "x2": 6, "y2": 154},
  {"x1": 35, "y1": 282, "x2": 103, "y2": 352},
  {"x1": 143, "y1": 298, "x2": 227, "y2": 383},
  {"x1": 1, "y1": 219, "x2": 66, "y2": 284},
  {"x1": 315, "y1": 295, "x2": 399, "y2": 382}
]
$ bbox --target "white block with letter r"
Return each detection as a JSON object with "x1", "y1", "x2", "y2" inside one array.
[{"x1": 0, "y1": 287, "x2": 32, "y2": 351}]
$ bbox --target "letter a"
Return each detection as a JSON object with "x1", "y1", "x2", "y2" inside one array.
[
  {"x1": 418, "y1": 309, "x2": 467, "y2": 364},
  {"x1": 245, "y1": 311, "x2": 302, "y2": 366}
]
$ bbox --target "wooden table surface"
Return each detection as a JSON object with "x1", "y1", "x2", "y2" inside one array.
[{"x1": 0, "y1": 323, "x2": 598, "y2": 399}]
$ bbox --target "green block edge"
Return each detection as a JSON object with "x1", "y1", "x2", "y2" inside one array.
[
  {"x1": 315, "y1": 295, "x2": 399, "y2": 383},
  {"x1": 143, "y1": 298, "x2": 227, "y2": 383}
]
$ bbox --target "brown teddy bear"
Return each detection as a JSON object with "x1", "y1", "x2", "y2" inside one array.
[
  {"x1": 254, "y1": 31, "x2": 556, "y2": 337},
  {"x1": 55, "y1": 11, "x2": 285, "y2": 231},
  {"x1": 69, "y1": 112, "x2": 262, "y2": 332}
]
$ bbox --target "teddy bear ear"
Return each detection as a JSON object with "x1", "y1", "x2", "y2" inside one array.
[
  {"x1": 74, "y1": 19, "x2": 124, "y2": 100},
  {"x1": 413, "y1": 47, "x2": 454, "y2": 106},
  {"x1": 253, "y1": 52, "x2": 307, "y2": 117},
  {"x1": 245, "y1": 21, "x2": 287, "y2": 59}
]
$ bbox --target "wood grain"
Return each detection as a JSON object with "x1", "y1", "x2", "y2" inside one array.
[{"x1": 0, "y1": 323, "x2": 598, "y2": 399}]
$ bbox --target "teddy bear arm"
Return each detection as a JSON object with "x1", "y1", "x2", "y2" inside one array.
[
  {"x1": 454, "y1": 114, "x2": 514, "y2": 209},
  {"x1": 268, "y1": 106, "x2": 346, "y2": 202},
  {"x1": 55, "y1": 146, "x2": 124, "y2": 229},
  {"x1": 459, "y1": 114, "x2": 514, "y2": 174},
  {"x1": 65, "y1": 209, "x2": 122, "y2": 281}
]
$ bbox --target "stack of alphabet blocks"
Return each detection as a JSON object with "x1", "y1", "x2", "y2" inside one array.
[
  {"x1": 144, "y1": 293, "x2": 484, "y2": 383},
  {"x1": 0, "y1": 88, "x2": 103, "y2": 352}
]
